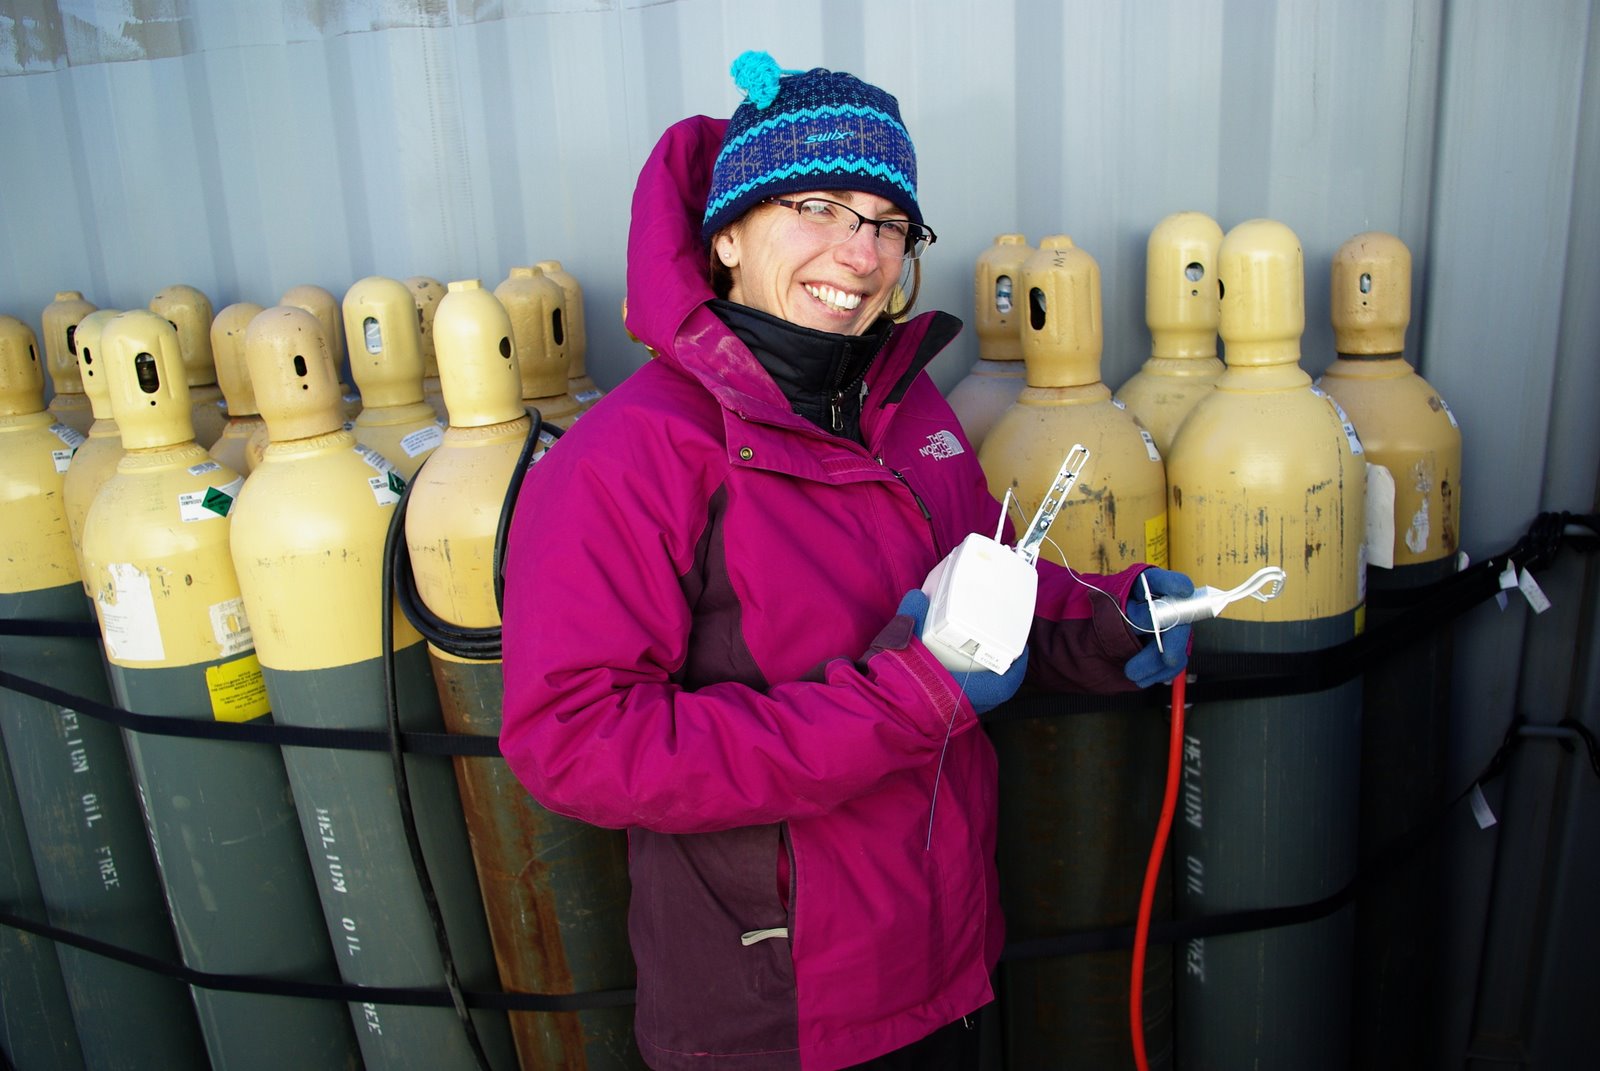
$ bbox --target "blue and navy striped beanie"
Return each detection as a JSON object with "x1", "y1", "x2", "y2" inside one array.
[{"x1": 701, "y1": 51, "x2": 921, "y2": 244}]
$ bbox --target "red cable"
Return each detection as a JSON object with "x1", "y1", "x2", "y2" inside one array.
[{"x1": 1131, "y1": 671, "x2": 1186, "y2": 1071}]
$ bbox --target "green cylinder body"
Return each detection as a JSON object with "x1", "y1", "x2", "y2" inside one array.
[
  {"x1": 109, "y1": 659, "x2": 360, "y2": 1069},
  {"x1": 1, "y1": 587, "x2": 208, "y2": 1070},
  {"x1": 0, "y1": 724, "x2": 87, "y2": 1070},
  {"x1": 1166, "y1": 220, "x2": 1364, "y2": 1070},
  {"x1": 259, "y1": 649, "x2": 517, "y2": 1069}
]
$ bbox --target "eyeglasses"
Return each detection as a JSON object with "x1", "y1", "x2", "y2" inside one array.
[{"x1": 766, "y1": 197, "x2": 938, "y2": 261}]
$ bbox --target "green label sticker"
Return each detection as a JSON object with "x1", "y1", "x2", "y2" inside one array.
[
  {"x1": 387, "y1": 470, "x2": 406, "y2": 496},
  {"x1": 202, "y1": 487, "x2": 233, "y2": 516}
]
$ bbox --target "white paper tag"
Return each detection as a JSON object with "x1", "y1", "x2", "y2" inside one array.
[
  {"x1": 51, "y1": 448, "x2": 75, "y2": 473},
  {"x1": 187, "y1": 460, "x2": 222, "y2": 477},
  {"x1": 1365, "y1": 463, "x2": 1396, "y2": 570},
  {"x1": 1517, "y1": 568, "x2": 1552, "y2": 614},
  {"x1": 209, "y1": 597, "x2": 254, "y2": 657},
  {"x1": 1139, "y1": 428, "x2": 1161, "y2": 463},
  {"x1": 50, "y1": 422, "x2": 87, "y2": 449},
  {"x1": 98, "y1": 563, "x2": 165, "y2": 662},
  {"x1": 399, "y1": 424, "x2": 444, "y2": 457},
  {"x1": 1438, "y1": 397, "x2": 1459, "y2": 428},
  {"x1": 1469, "y1": 783, "x2": 1498, "y2": 829},
  {"x1": 575, "y1": 389, "x2": 603, "y2": 405},
  {"x1": 1111, "y1": 397, "x2": 1128, "y2": 410},
  {"x1": 353, "y1": 443, "x2": 394, "y2": 473},
  {"x1": 1312, "y1": 387, "x2": 1365, "y2": 456}
]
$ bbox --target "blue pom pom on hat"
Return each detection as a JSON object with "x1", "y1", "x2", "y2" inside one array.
[{"x1": 701, "y1": 51, "x2": 922, "y2": 244}]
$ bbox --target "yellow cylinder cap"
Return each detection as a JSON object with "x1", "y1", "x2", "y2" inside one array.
[
  {"x1": 535, "y1": 260, "x2": 587, "y2": 375},
  {"x1": 1147, "y1": 211, "x2": 1223, "y2": 359},
  {"x1": 279, "y1": 284, "x2": 348, "y2": 368},
  {"x1": 405, "y1": 276, "x2": 445, "y2": 378},
  {"x1": 435, "y1": 280, "x2": 523, "y2": 428},
  {"x1": 343, "y1": 276, "x2": 425, "y2": 408},
  {"x1": 211, "y1": 302, "x2": 265, "y2": 417},
  {"x1": 148, "y1": 284, "x2": 217, "y2": 387},
  {"x1": 73, "y1": 309, "x2": 123, "y2": 420},
  {"x1": 1020, "y1": 236, "x2": 1103, "y2": 388},
  {"x1": 245, "y1": 305, "x2": 346, "y2": 443},
  {"x1": 495, "y1": 266, "x2": 569, "y2": 400},
  {"x1": 1331, "y1": 231, "x2": 1411, "y2": 356},
  {"x1": 41, "y1": 290, "x2": 97, "y2": 394},
  {"x1": 1218, "y1": 218, "x2": 1305, "y2": 367},
  {"x1": 100, "y1": 310, "x2": 195, "y2": 450},
  {"x1": 975, "y1": 234, "x2": 1032, "y2": 361},
  {"x1": 0, "y1": 315, "x2": 45, "y2": 416}
]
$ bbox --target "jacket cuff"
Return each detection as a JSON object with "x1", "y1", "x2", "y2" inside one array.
[{"x1": 863, "y1": 615, "x2": 974, "y2": 734}]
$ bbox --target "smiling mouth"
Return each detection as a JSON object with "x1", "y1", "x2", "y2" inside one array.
[{"x1": 804, "y1": 283, "x2": 862, "y2": 312}]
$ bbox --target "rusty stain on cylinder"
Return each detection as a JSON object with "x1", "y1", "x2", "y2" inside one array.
[{"x1": 432, "y1": 653, "x2": 637, "y2": 1069}]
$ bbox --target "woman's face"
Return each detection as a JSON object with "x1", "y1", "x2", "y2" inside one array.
[{"x1": 713, "y1": 189, "x2": 904, "y2": 336}]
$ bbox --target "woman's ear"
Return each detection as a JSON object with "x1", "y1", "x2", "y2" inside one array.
[{"x1": 714, "y1": 230, "x2": 739, "y2": 268}]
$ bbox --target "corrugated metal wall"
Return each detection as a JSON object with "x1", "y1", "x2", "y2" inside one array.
[{"x1": 3, "y1": 1, "x2": 1595, "y2": 1066}]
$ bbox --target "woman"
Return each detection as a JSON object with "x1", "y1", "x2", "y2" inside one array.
[{"x1": 500, "y1": 53, "x2": 1190, "y2": 1071}]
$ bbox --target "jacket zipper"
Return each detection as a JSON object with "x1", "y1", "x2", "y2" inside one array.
[{"x1": 878, "y1": 456, "x2": 938, "y2": 555}]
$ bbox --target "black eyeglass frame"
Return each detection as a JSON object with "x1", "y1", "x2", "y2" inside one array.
[{"x1": 764, "y1": 196, "x2": 938, "y2": 260}]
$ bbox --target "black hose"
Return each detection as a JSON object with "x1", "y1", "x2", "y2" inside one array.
[
  {"x1": 380, "y1": 485, "x2": 494, "y2": 1071},
  {"x1": 391, "y1": 407, "x2": 557, "y2": 661}
]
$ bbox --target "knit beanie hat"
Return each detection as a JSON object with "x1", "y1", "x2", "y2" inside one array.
[{"x1": 700, "y1": 51, "x2": 921, "y2": 244}]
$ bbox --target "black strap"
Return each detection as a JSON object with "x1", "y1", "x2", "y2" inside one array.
[{"x1": 0, "y1": 903, "x2": 635, "y2": 1013}]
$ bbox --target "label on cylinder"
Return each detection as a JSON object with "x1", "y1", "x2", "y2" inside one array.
[
  {"x1": 50, "y1": 422, "x2": 85, "y2": 472},
  {"x1": 177, "y1": 476, "x2": 243, "y2": 522},
  {"x1": 209, "y1": 597, "x2": 254, "y2": 656},
  {"x1": 1145, "y1": 513, "x2": 1169, "y2": 570},
  {"x1": 400, "y1": 425, "x2": 444, "y2": 457},
  {"x1": 204, "y1": 653, "x2": 271, "y2": 722},
  {"x1": 98, "y1": 563, "x2": 165, "y2": 662},
  {"x1": 1138, "y1": 428, "x2": 1161, "y2": 463}
]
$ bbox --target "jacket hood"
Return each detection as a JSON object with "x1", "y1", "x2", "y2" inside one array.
[{"x1": 623, "y1": 115, "x2": 953, "y2": 433}]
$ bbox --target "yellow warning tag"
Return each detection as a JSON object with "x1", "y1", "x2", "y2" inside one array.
[
  {"x1": 1144, "y1": 513, "x2": 1170, "y2": 570},
  {"x1": 205, "y1": 654, "x2": 271, "y2": 723}
]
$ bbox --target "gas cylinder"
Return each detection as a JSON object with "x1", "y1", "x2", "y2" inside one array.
[
  {"x1": 407, "y1": 279, "x2": 638, "y2": 1069},
  {"x1": 150, "y1": 284, "x2": 228, "y2": 449},
  {"x1": 345, "y1": 276, "x2": 446, "y2": 479},
  {"x1": 406, "y1": 275, "x2": 449, "y2": 422},
  {"x1": 536, "y1": 260, "x2": 603, "y2": 411},
  {"x1": 280, "y1": 283, "x2": 362, "y2": 420},
  {"x1": 1166, "y1": 219, "x2": 1365, "y2": 1070},
  {"x1": 229, "y1": 304, "x2": 516, "y2": 1070},
  {"x1": 979, "y1": 235, "x2": 1173, "y2": 1069},
  {"x1": 1317, "y1": 231, "x2": 1460, "y2": 1066},
  {"x1": 1114, "y1": 212, "x2": 1225, "y2": 454},
  {"x1": 208, "y1": 301, "x2": 268, "y2": 475},
  {"x1": 0, "y1": 727, "x2": 86, "y2": 1070},
  {"x1": 495, "y1": 266, "x2": 583, "y2": 430},
  {"x1": 41, "y1": 290, "x2": 98, "y2": 436},
  {"x1": 3, "y1": 309, "x2": 211, "y2": 1069},
  {"x1": 81, "y1": 309, "x2": 361, "y2": 1071},
  {"x1": 947, "y1": 234, "x2": 1032, "y2": 449},
  {"x1": 62, "y1": 309, "x2": 125, "y2": 581}
]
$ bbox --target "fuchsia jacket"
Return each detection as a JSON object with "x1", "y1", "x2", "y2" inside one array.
[{"x1": 500, "y1": 116, "x2": 1149, "y2": 1070}]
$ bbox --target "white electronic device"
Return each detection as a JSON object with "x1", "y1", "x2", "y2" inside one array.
[{"x1": 920, "y1": 445, "x2": 1090, "y2": 674}]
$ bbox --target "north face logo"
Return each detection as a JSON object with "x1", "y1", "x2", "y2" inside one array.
[{"x1": 919, "y1": 430, "x2": 965, "y2": 460}]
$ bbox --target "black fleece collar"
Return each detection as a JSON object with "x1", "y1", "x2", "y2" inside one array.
[{"x1": 710, "y1": 299, "x2": 892, "y2": 444}]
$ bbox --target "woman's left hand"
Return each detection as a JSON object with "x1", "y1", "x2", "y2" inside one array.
[{"x1": 1123, "y1": 567, "x2": 1194, "y2": 688}]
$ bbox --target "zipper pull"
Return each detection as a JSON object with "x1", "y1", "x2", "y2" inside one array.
[{"x1": 830, "y1": 391, "x2": 844, "y2": 434}]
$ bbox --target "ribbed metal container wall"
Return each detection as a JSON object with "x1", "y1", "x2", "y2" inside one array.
[{"x1": 2, "y1": 3, "x2": 1597, "y2": 1066}]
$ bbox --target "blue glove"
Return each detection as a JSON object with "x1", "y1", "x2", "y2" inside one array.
[
  {"x1": 1123, "y1": 567, "x2": 1195, "y2": 688},
  {"x1": 896, "y1": 589, "x2": 1029, "y2": 715}
]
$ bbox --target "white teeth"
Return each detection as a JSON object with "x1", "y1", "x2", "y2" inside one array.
[{"x1": 805, "y1": 284, "x2": 862, "y2": 312}]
